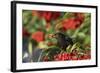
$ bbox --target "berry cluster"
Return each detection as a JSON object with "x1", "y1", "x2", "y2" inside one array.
[
  {"x1": 62, "y1": 13, "x2": 84, "y2": 30},
  {"x1": 79, "y1": 54, "x2": 91, "y2": 60},
  {"x1": 31, "y1": 31, "x2": 44, "y2": 42},
  {"x1": 39, "y1": 11, "x2": 61, "y2": 22},
  {"x1": 42, "y1": 50, "x2": 91, "y2": 61},
  {"x1": 53, "y1": 53, "x2": 78, "y2": 61},
  {"x1": 32, "y1": 11, "x2": 61, "y2": 22}
]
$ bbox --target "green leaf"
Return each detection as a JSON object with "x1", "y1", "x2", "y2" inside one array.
[
  {"x1": 28, "y1": 42, "x2": 33, "y2": 55},
  {"x1": 41, "y1": 18, "x2": 47, "y2": 26},
  {"x1": 84, "y1": 35, "x2": 91, "y2": 45},
  {"x1": 66, "y1": 45, "x2": 71, "y2": 53},
  {"x1": 70, "y1": 43, "x2": 80, "y2": 52},
  {"x1": 77, "y1": 32, "x2": 86, "y2": 39},
  {"x1": 22, "y1": 10, "x2": 32, "y2": 26}
]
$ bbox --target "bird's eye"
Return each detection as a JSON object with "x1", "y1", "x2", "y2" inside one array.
[{"x1": 54, "y1": 34, "x2": 58, "y2": 37}]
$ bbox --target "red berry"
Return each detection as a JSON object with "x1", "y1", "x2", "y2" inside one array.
[
  {"x1": 39, "y1": 11, "x2": 60, "y2": 22},
  {"x1": 58, "y1": 54, "x2": 62, "y2": 60},
  {"x1": 75, "y1": 13, "x2": 85, "y2": 23},
  {"x1": 54, "y1": 53, "x2": 78, "y2": 61},
  {"x1": 71, "y1": 56, "x2": 78, "y2": 60},
  {"x1": 83, "y1": 55, "x2": 91, "y2": 59},
  {"x1": 62, "y1": 18, "x2": 79, "y2": 30},
  {"x1": 31, "y1": 31, "x2": 44, "y2": 42},
  {"x1": 79, "y1": 54, "x2": 91, "y2": 60},
  {"x1": 52, "y1": 12, "x2": 60, "y2": 20},
  {"x1": 43, "y1": 12, "x2": 52, "y2": 22},
  {"x1": 62, "y1": 13, "x2": 84, "y2": 31}
]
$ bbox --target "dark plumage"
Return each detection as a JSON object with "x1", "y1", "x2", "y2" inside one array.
[{"x1": 54, "y1": 32, "x2": 73, "y2": 50}]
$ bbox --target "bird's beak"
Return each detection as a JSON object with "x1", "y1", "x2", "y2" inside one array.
[
  {"x1": 52, "y1": 34, "x2": 56, "y2": 38},
  {"x1": 48, "y1": 34, "x2": 56, "y2": 38}
]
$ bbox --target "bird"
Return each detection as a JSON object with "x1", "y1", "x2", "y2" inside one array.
[{"x1": 52, "y1": 32, "x2": 73, "y2": 50}]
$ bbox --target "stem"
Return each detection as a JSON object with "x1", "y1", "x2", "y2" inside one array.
[{"x1": 37, "y1": 50, "x2": 44, "y2": 62}]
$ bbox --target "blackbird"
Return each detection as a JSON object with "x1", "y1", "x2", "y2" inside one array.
[{"x1": 52, "y1": 32, "x2": 73, "y2": 50}]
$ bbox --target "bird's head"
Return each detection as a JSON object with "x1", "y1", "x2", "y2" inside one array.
[{"x1": 50, "y1": 32, "x2": 65, "y2": 39}]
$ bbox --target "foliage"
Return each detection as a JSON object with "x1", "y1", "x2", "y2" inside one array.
[{"x1": 22, "y1": 10, "x2": 91, "y2": 62}]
